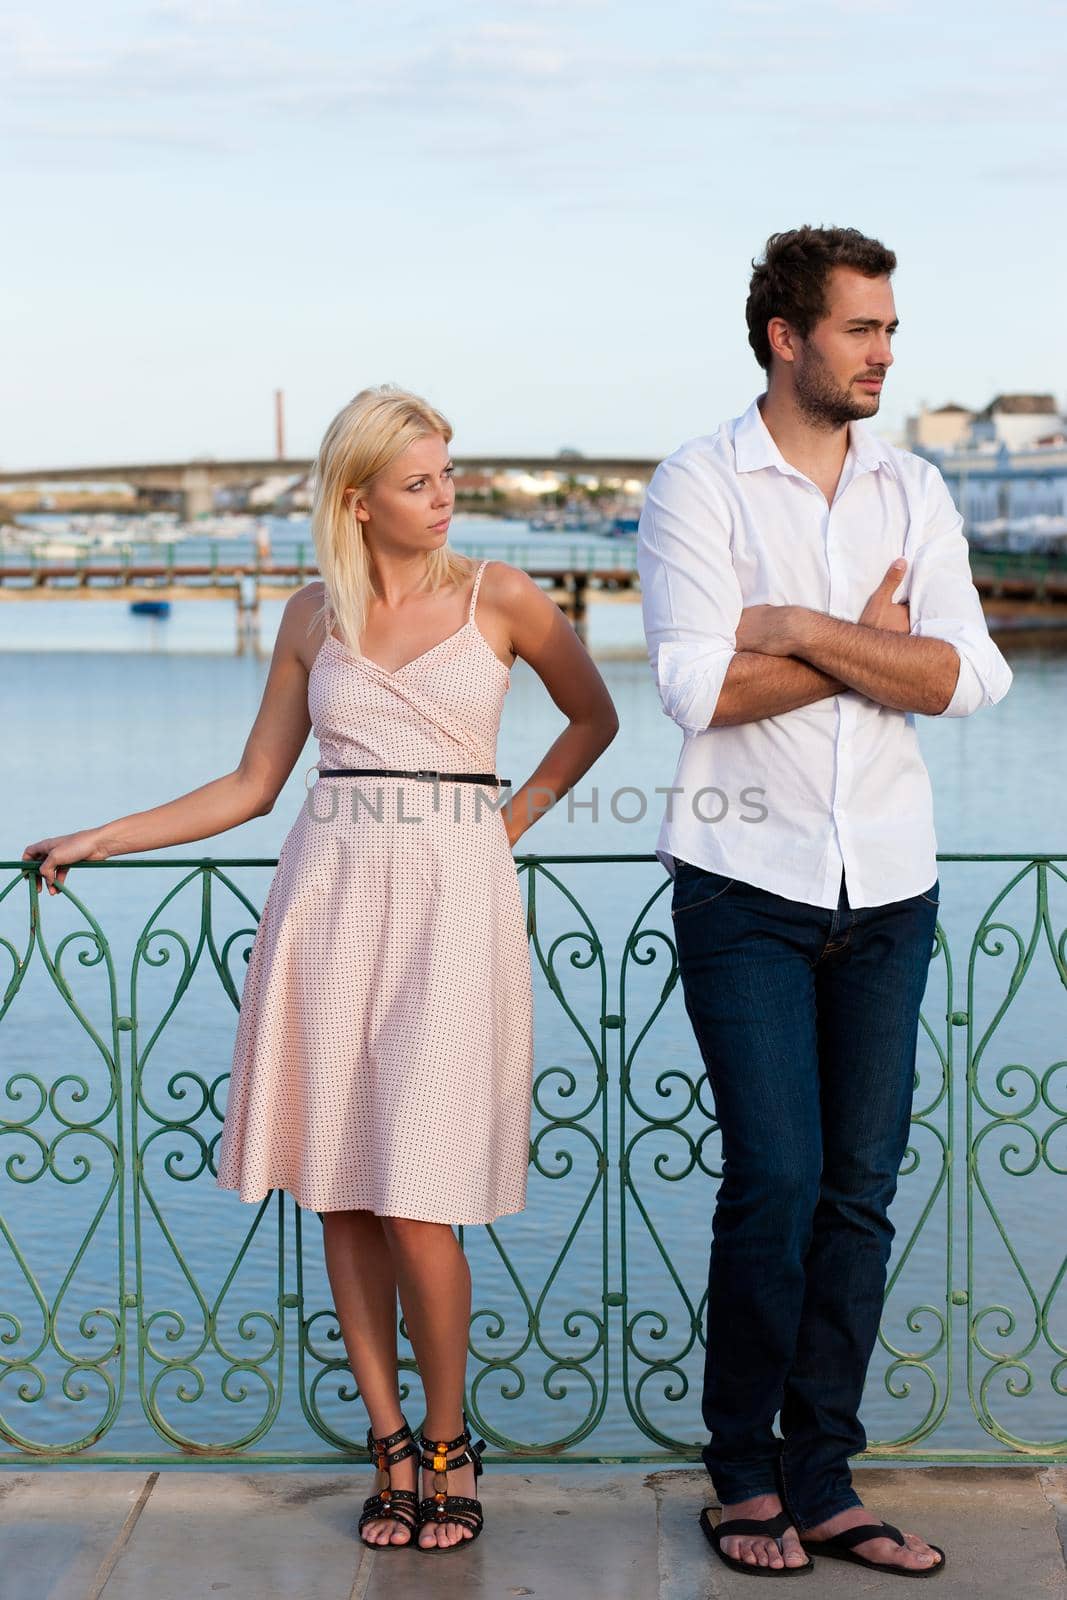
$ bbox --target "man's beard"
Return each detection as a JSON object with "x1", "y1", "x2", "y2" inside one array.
[{"x1": 794, "y1": 341, "x2": 881, "y2": 429}]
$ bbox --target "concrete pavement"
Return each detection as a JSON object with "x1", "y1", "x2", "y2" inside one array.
[{"x1": 2, "y1": 1464, "x2": 1066, "y2": 1600}]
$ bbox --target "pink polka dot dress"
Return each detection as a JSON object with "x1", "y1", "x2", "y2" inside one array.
[{"x1": 216, "y1": 559, "x2": 535, "y2": 1224}]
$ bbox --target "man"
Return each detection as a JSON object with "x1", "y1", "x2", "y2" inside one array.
[{"x1": 637, "y1": 225, "x2": 1012, "y2": 1578}]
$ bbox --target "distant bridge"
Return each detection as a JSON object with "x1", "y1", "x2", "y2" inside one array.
[
  {"x1": 3, "y1": 445, "x2": 1066, "y2": 520},
  {"x1": 0, "y1": 457, "x2": 659, "y2": 519}
]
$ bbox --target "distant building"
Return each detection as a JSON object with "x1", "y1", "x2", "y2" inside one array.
[
  {"x1": 906, "y1": 394, "x2": 1065, "y2": 455},
  {"x1": 451, "y1": 470, "x2": 494, "y2": 500},
  {"x1": 970, "y1": 394, "x2": 1063, "y2": 451},
  {"x1": 905, "y1": 403, "x2": 975, "y2": 451}
]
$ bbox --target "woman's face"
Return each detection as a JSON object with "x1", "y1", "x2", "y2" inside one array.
[{"x1": 349, "y1": 432, "x2": 455, "y2": 553}]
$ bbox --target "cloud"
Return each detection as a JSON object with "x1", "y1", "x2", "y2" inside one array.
[
  {"x1": 4, "y1": 118, "x2": 232, "y2": 151},
  {"x1": 3, "y1": 1, "x2": 1063, "y2": 197},
  {"x1": 984, "y1": 158, "x2": 1067, "y2": 185},
  {"x1": 150, "y1": 0, "x2": 261, "y2": 23}
]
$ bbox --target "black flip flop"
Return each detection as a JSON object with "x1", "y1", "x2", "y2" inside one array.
[
  {"x1": 799, "y1": 1520, "x2": 946, "y2": 1577},
  {"x1": 699, "y1": 1506, "x2": 814, "y2": 1577}
]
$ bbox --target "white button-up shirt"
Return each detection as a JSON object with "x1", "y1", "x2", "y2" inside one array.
[{"x1": 637, "y1": 394, "x2": 1014, "y2": 909}]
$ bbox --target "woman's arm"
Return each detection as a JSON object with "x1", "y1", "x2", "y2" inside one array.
[
  {"x1": 22, "y1": 587, "x2": 319, "y2": 894},
  {"x1": 489, "y1": 564, "x2": 620, "y2": 846}
]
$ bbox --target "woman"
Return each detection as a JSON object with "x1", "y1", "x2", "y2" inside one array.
[{"x1": 22, "y1": 385, "x2": 619, "y2": 1553}]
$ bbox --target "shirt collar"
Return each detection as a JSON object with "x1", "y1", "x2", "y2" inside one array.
[{"x1": 732, "y1": 393, "x2": 896, "y2": 481}]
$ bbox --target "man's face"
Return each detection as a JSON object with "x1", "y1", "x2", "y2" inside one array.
[{"x1": 791, "y1": 266, "x2": 897, "y2": 428}]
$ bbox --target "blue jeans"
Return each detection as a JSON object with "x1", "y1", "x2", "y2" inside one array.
[{"x1": 670, "y1": 859, "x2": 939, "y2": 1529}]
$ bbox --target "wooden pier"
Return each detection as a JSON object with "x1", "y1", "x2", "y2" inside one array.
[
  {"x1": 1, "y1": 550, "x2": 1065, "y2": 634},
  {"x1": 0, "y1": 559, "x2": 643, "y2": 626}
]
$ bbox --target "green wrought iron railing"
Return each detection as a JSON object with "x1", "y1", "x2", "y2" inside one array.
[{"x1": 1, "y1": 853, "x2": 1065, "y2": 1465}]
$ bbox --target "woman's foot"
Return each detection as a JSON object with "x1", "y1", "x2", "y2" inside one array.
[
  {"x1": 799, "y1": 1504, "x2": 943, "y2": 1572},
  {"x1": 716, "y1": 1492, "x2": 809, "y2": 1569},
  {"x1": 417, "y1": 1426, "x2": 483, "y2": 1550},
  {"x1": 359, "y1": 1420, "x2": 419, "y2": 1548}
]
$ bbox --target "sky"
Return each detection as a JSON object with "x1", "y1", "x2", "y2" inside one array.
[{"x1": 2, "y1": 0, "x2": 1065, "y2": 467}]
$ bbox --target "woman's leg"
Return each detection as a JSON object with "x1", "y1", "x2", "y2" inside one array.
[
  {"x1": 380, "y1": 1216, "x2": 477, "y2": 1551},
  {"x1": 321, "y1": 1209, "x2": 415, "y2": 1546}
]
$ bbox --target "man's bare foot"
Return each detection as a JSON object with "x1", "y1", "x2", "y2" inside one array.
[
  {"x1": 799, "y1": 1504, "x2": 943, "y2": 1571},
  {"x1": 716, "y1": 1492, "x2": 809, "y2": 1570}
]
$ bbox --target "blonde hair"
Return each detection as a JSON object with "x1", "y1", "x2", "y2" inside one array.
[{"x1": 309, "y1": 384, "x2": 471, "y2": 654}]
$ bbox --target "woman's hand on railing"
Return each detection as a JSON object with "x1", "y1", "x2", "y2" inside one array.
[{"x1": 20, "y1": 830, "x2": 109, "y2": 896}]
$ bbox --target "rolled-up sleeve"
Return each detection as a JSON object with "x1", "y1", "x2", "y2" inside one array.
[
  {"x1": 907, "y1": 466, "x2": 1014, "y2": 718},
  {"x1": 636, "y1": 450, "x2": 744, "y2": 734}
]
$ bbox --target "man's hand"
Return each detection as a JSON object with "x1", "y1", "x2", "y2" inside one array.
[
  {"x1": 859, "y1": 560, "x2": 910, "y2": 634},
  {"x1": 733, "y1": 604, "x2": 803, "y2": 656}
]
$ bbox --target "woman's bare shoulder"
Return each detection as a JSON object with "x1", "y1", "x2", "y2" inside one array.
[
  {"x1": 479, "y1": 557, "x2": 543, "y2": 608},
  {"x1": 282, "y1": 581, "x2": 330, "y2": 671},
  {"x1": 474, "y1": 558, "x2": 550, "y2": 668}
]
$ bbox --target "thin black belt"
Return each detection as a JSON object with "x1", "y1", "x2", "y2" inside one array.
[{"x1": 316, "y1": 767, "x2": 510, "y2": 786}]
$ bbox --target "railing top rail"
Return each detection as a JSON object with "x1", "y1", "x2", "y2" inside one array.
[{"x1": 6, "y1": 852, "x2": 1067, "y2": 869}]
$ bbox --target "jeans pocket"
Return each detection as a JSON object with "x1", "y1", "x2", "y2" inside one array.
[
  {"x1": 671, "y1": 863, "x2": 736, "y2": 918},
  {"x1": 919, "y1": 877, "x2": 941, "y2": 908}
]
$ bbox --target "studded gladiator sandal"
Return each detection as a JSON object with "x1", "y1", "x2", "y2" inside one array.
[
  {"x1": 357, "y1": 1418, "x2": 420, "y2": 1549},
  {"x1": 416, "y1": 1418, "x2": 487, "y2": 1551}
]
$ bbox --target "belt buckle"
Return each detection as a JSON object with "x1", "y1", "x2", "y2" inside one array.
[
  {"x1": 413, "y1": 769, "x2": 438, "y2": 781},
  {"x1": 304, "y1": 764, "x2": 320, "y2": 792}
]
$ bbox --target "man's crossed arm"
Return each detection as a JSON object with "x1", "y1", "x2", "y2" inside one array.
[{"x1": 712, "y1": 559, "x2": 959, "y2": 727}]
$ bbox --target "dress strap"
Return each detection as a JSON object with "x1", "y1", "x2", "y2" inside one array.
[{"x1": 468, "y1": 558, "x2": 489, "y2": 625}]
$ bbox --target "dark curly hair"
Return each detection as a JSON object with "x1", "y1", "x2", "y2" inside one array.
[{"x1": 746, "y1": 226, "x2": 897, "y2": 373}]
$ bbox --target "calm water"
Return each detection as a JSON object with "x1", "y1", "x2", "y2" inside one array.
[{"x1": 2, "y1": 519, "x2": 1065, "y2": 1460}]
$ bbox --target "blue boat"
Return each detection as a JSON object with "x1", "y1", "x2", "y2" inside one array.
[{"x1": 129, "y1": 600, "x2": 172, "y2": 617}]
